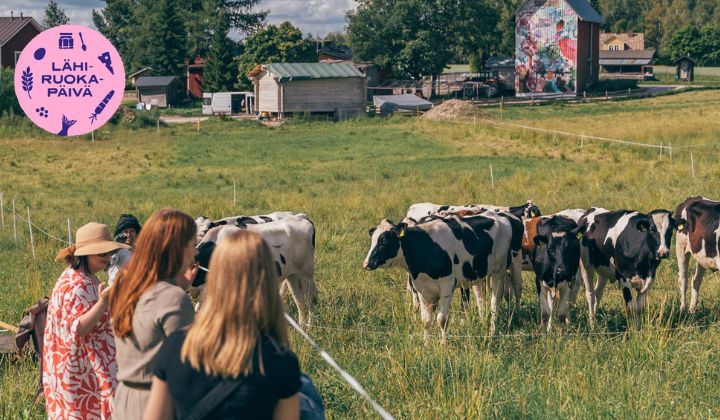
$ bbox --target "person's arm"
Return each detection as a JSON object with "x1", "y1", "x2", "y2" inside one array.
[
  {"x1": 77, "y1": 283, "x2": 110, "y2": 338},
  {"x1": 273, "y1": 393, "x2": 300, "y2": 420},
  {"x1": 143, "y1": 376, "x2": 174, "y2": 420}
]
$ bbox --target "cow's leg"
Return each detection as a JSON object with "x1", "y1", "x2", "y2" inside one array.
[
  {"x1": 676, "y1": 232, "x2": 690, "y2": 311},
  {"x1": 417, "y1": 292, "x2": 434, "y2": 344},
  {"x1": 539, "y1": 284, "x2": 551, "y2": 332},
  {"x1": 578, "y1": 260, "x2": 596, "y2": 328},
  {"x1": 471, "y1": 281, "x2": 486, "y2": 322},
  {"x1": 568, "y1": 272, "x2": 581, "y2": 307},
  {"x1": 593, "y1": 274, "x2": 608, "y2": 313},
  {"x1": 557, "y1": 282, "x2": 571, "y2": 328},
  {"x1": 406, "y1": 273, "x2": 420, "y2": 310},
  {"x1": 436, "y1": 282, "x2": 455, "y2": 345},
  {"x1": 620, "y1": 281, "x2": 639, "y2": 328},
  {"x1": 634, "y1": 289, "x2": 648, "y2": 329},
  {"x1": 689, "y1": 263, "x2": 707, "y2": 314},
  {"x1": 489, "y1": 272, "x2": 506, "y2": 336},
  {"x1": 510, "y1": 255, "x2": 523, "y2": 312},
  {"x1": 285, "y1": 275, "x2": 309, "y2": 326}
]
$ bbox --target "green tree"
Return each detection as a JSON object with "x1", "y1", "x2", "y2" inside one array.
[
  {"x1": 203, "y1": 12, "x2": 238, "y2": 92},
  {"x1": 0, "y1": 68, "x2": 21, "y2": 116},
  {"x1": 668, "y1": 25, "x2": 702, "y2": 62},
  {"x1": 235, "y1": 22, "x2": 316, "y2": 89},
  {"x1": 92, "y1": 0, "x2": 139, "y2": 67},
  {"x1": 698, "y1": 25, "x2": 720, "y2": 65},
  {"x1": 43, "y1": 0, "x2": 70, "y2": 28},
  {"x1": 131, "y1": 0, "x2": 188, "y2": 78}
]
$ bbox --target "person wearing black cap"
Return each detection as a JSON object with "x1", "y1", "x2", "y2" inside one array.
[{"x1": 108, "y1": 214, "x2": 142, "y2": 286}]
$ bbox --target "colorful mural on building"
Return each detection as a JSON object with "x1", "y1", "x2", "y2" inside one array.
[{"x1": 516, "y1": 1, "x2": 578, "y2": 95}]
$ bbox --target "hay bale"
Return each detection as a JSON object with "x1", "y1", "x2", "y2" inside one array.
[{"x1": 421, "y1": 99, "x2": 486, "y2": 121}]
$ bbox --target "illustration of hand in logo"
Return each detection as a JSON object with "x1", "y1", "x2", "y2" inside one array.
[{"x1": 57, "y1": 115, "x2": 76, "y2": 137}]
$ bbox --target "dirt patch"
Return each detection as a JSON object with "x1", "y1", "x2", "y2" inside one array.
[{"x1": 421, "y1": 99, "x2": 487, "y2": 121}]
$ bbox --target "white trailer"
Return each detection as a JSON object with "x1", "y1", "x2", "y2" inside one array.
[{"x1": 202, "y1": 92, "x2": 255, "y2": 115}]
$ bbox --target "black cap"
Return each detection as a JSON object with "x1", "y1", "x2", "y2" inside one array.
[{"x1": 114, "y1": 214, "x2": 142, "y2": 236}]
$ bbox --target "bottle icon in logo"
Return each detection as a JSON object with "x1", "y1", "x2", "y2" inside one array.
[{"x1": 58, "y1": 33, "x2": 74, "y2": 49}]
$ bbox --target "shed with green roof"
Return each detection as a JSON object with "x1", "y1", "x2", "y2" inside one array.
[{"x1": 248, "y1": 62, "x2": 367, "y2": 120}]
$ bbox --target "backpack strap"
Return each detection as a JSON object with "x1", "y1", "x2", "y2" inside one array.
[{"x1": 184, "y1": 377, "x2": 245, "y2": 420}]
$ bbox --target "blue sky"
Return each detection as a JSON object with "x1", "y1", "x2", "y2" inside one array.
[{"x1": 0, "y1": 0, "x2": 354, "y2": 37}]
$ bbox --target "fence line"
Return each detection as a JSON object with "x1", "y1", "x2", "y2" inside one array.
[{"x1": 1, "y1": 201, "x2": 70, "y2": 245}]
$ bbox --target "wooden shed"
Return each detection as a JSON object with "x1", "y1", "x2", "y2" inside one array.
[
  {"x1": 674, "y1": 57, "x2": 695, "y2": 82},
  {"x1": 248, "y1": 63, "x2": 367, "y2": 120},
  {"x1": 515, "y1": 0, "x2": 604, "y2": 97},
  {"x1": 0, "y1": 15, "x2": 42, "y2": 69},
  {"x1": 135, "y1": 76, "x2": 182, "y2": 108}
]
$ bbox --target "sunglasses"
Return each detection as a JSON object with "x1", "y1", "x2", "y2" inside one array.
[{"x1": 97, "y1": 250, "x2": 116, "y2": 258}]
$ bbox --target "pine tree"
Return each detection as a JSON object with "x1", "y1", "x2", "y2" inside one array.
[
  {"x1": 132, "y1": 0, "x2": 187, "y2": 78},
  {"x1": 43, "y1": 0, "x2": 70, "y2": 29},
  {"x1": 203, "y1": 12, "x2": 237, "y2": 92}
]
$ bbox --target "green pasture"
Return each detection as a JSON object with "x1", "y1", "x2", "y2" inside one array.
[{"x1": 2, "y1": 90, "x2": 720, "y2": 418}]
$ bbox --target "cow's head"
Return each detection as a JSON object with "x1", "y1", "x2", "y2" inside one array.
[
  {"x1": 648, "y1": 209, "x2": 686, "y2": 259},
  {"x1": 509, "y1": 200, "x2": 541, "y2": 221},
  {"x1": 194, "y1": 216, "x2": 212, "y2": 244},
  {"x1": 192, "y1": 241, "x2": 216, "y2": 287},
  {"x1": 532, "y1": 219, "x2": 585, "y2": 288},
  {"x1": 363, "y1": 219, "x2": 405, "y2": 270}
]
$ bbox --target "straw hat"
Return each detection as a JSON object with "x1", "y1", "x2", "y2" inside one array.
[{"x1": 74, "y1": 222, "x2": 131, "y2": 256}]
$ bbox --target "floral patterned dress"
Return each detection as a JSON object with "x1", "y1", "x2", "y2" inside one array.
[{"x1": 43, "y1": 267, "x2": 118, "y2": 419}]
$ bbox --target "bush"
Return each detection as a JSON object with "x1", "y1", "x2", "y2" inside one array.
[
  {"x1": 588, "y1": 79, "x2": 638, "y2": 93},
  {"x1": 0, "y1": 68, "x2": 22, "y2": 116}
]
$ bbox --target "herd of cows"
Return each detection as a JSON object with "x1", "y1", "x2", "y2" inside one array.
[{"x1": 189, "y1": 196, "x2": 720, "y2": 344}]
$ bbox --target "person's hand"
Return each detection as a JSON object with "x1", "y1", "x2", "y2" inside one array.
[{"x1": 98, "y1": 282, "x2": 112, "y2": 306}]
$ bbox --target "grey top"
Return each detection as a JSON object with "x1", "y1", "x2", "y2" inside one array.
[
  {"x1": 107, "y1": 248, "x2": 132, "y2": 286},
  {"x1": 115, "y1": 279, "x2": 194, "y2": 384}
]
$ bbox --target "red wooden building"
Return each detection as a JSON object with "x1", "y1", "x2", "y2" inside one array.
[{"x1": 0, "y1": 14, "x2": 42, "y2": 69}]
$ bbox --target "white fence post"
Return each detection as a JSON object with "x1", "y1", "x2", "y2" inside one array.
[
  {"x1": 660, "y1": 141, "x2": 663, "y2": 157},
  {"x1": 233, "y1": 179, "x2": 237, "y2": 206},
  {"x1": 489, "y1": 164, "x2": 495, "y2": 189},
  {"x1": 580, "y1": 131, "x2": 584, "y2": 148},
  {"x1": 27, "y1": 207, "x2": 35, "y2": 259},
  {"x1": 12, "y1": 198, "x2": 17, "y2": 242},
  {"x1": 669, "y1": 142, "x2": 673, "y2": 160},
  {"x1": 691, "y1": 153, "x2": 696, "y2": 178},
  {"x1": 0, "y1": 192, "x2": 4, "y2": 228},
  {"x1": 67, "y1": 218, "x2": 72, "y2": 244}
]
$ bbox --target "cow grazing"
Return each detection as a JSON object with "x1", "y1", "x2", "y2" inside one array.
[
  {"x1": 529, "y1": 216, "x2": 585, "y2": 331},
  {"x1": 674, "y1": 196, "x2": 718, "y2": 312},
  {"x1": 194, "y1": 211, "x2": 299, "y2": 243},
  {"x1": 578, "y1": 207, "x2": 679, "y2": 327},
  {"x1": 364, "y1": 214, "x2": 514, "y2": 342},
  {"x1": 194, "y1": 215, "x2": 317, "y2": 325}
]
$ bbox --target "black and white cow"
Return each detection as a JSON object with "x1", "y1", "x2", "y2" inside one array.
[
  {"x1": 194, "y1": 215, "x2": 317, "y2": 325},
  {"x1": 406, "y1": 200, "x2": 541, "y2": 223},
  {"x1": 578, "y1": 207, "x2": 679, "y2": 327},
  {"x1": 674, "y1": 196, "x2": 718, "y2": 313},
  {"x1": 530, "y1": 215, "x2": 585, "y2": 332},
  {"x1": 194, "y1": 211, "x2": 299, "y2": 243},
  {"x1": 364, "y1": 214, "x2": 514, "y2": 342}
]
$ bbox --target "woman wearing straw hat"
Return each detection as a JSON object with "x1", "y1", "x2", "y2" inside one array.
[
  {"x1": 110, "y1": 209, "x2": 198, "y2": 419},
  {"x1": 144, "y1": 230, "x2": 301, "y2": 420},
  {"x1": 43, "y1": 222, "x2": 130, "y2": 420}
]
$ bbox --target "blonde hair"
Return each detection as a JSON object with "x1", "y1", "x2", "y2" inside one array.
[{"x1": 181, "y1": 230, "x2": 289, "y2": 378}]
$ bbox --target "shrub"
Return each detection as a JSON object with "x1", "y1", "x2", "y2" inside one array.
[{"x1": 0, "y1": 68, "x2": 22, "y2": 116}]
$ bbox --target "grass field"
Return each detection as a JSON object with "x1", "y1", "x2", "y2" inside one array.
[{"x1": 2, "y1": 90, "x2": 720, "y2": 418}]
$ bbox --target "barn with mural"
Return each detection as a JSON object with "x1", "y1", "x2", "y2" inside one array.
[{"x1": 515, "y1": 0, "x2": 603, "y2": 97}]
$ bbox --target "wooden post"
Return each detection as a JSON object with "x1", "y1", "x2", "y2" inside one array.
[
  {"x1": 605, "y1": 90, "x2": 608, "y2": 99},
  {"x1": 580, "y1": 131, "x2": 584, "y2": 148},
  {"x1": 233, "y1": 179, "x2": 237, "y2": 206},
  {"x1": 660, "y1": 141, "x2": 663, "y2": 157},
  {"x1": 157, "y1": 117, "x2": 160, "y2": 133},
  {"x1": 27, "y1": 207, "x2": 35, "y2": 259},
  {"x1": 669, "y1": 142, "x2": 673, "y2": 160},
  {"x1": 197, "y1": 120, "x2": 200, "y2": 132},
  {"x1": 500, "y1": 96, "x2": 504, "y2": 122},
  {"x1": 489, "y1": 164, "x2": 495, "y2": 189},
  {"x1": 12, "y1": 198, "x2": 16, "y2": 242},
  {"x1": 91, "y1": 130, "x2": 95, "y2": 142},
  {"x1": 583, "y1": 91, "x2": 587, "y2": 100},
  {"x1": 473, "y1": 115, "x2": 476, "y2": 127},
  {"x1": 67, "y1": 218, "x2": 72, "y2": 244},
  {"x1": 691, "y1": 153, "x2": 696, "y2": 178},
  {"x1": 0, "y1": 192, "x2": 4, "y2": 228}
]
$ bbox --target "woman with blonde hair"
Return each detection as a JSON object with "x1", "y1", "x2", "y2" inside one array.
[
  {"x1": 145, "y1": 230, "x2": 301, "y2": 420},
  {"x1": 43, "y1": 222, "x2": 129, "y2": 419},
  {"x1": 110, "y1": 208, "x2": 198, "y2": 419}
]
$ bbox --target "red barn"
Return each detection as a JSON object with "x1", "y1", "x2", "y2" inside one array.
[
  {"x1": 0, "y1": 14, "x2": 42, "y2": 69},
  {"x1": 186, "y1": 57, "x2": 205, "y2": 98}
]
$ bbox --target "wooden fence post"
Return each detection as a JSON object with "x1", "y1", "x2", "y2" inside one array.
[
  {"x1": 12, "y1": 198, "x2": 17, "y2": 242},
  {"x1": 0, "y1": 192, "x2": 4, "y2": 228},
  {"x1": 691, "y1": 153, "x2": 696, "y2": 178},
  {"x1": 233, "y1": 179, "x2": 237, "y2": 206},
  {"x1": 27, "y1": 207, "x2": 35, "y2": 259},
  {"x1": 489, "y1": 164, "x2": 495, "y2": 189},
  {"x1": 67, "y1": 218, "x2": 72, "y2": 244}
]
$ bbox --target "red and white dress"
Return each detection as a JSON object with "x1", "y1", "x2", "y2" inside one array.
[{"x1": 43, "y1": 267, "x2": 117, "y2": 419}]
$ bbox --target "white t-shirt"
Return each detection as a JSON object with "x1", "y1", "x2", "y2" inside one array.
[{"x1": 108, "y1": 248, "x2": 132, "y2": 286}]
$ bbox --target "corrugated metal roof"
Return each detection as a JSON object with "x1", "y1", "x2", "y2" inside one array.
[
  {"x1": 600, "y1": 58, "x2": 652, "y2": 66},
  {"x1": 264, "y1": 63, "x2": 364, "y2": 82},
  {"x1": 135, "y1": 76, "x2": 178, "y2": 87},
  {"x1": 0, "y1": 17, "x2": 42, "y2": 46},
  {"x1": 599, "y1": 49, "x2": 655, "y2": 60}
]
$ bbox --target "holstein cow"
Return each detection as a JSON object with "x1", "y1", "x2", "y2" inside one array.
[
  {"x1": 364, "y1": 214, "x2": 514, "y2": 343},
  {"x1": 528, "y1": 215, "x2": 586, "y2": 332},
  {"x1": 578, "y1": 207, "x2": 678, "y2": 327},
  {"x1": 194, "y1": 215, "x2": 317, "y2": 325},
  {"x1": 194, "y1": 211, "x2": 299, "y2": 243},
  {"x1": 674, "y1": 196, "x2": 720, "y2": 312}
]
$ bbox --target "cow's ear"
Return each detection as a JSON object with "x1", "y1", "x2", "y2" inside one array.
[
  {"x1": 571, "y1": 224, "x2": 586, "y2": 239},
  {"x1": 674, "y1": 218, "x2": 687, "y2": 231},
  {"x1": 534, "y1": 235, "x2": 548, "y2": 247},
  {"x1": 368, "y1": 227, "x2": 377, "y2": 237},
  {"x1": 636, "y1": 219, "x2": 650, "y2": 232}
]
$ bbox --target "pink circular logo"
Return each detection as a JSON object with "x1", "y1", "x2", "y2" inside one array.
[{"x1": 14, "y1": 24, "x2": 125, "y2": 137}]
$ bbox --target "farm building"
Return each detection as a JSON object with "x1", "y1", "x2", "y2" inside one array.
[
  {"x1": 135, "y1": 76, "x2": 182, "y2": 108},
  {"x1": 599, "y1": 49, "x2": 655, "y2": 80},
  {"x1": 600, "y1": 32, "x2": 645, "y2": 51},
  {"x1": 248, "y1": 62, "x2": 367, "y2": 120},
  {"x1": 185, "y1": 57, "x2": 205, "y2": 98},
  {"x1": 675, "y1": 56, "x2": 695, "y2": 82},
  {"x1": 128, "y1": 67, "x2": 152, "y2": 86},
  {"x1": 515, "y1": 0, "x2": 603, "y2": 97},
  {"x1": 0, "y1": 14, "x2": 42, "y2": 69}
]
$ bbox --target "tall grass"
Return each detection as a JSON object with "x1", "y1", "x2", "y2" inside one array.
[{"x1": 2, "y1": 91, "x2": 720, "y2": 417}]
